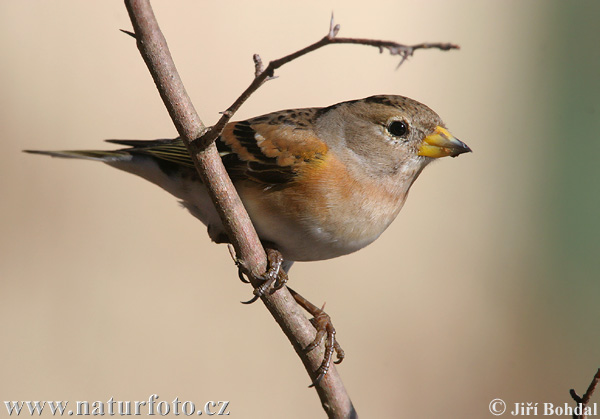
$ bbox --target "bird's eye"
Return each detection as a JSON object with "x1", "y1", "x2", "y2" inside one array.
[{"x1": 387, "y1": 120, "x2": 408, "y2": 137}]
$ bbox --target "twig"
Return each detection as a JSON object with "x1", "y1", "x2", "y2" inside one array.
[
  {"x1": 123, "y1": 1, "x2": 354, "y2": 418},
  {"x1": 193, "y1": 14, "x2": 458, "y2": 150},
  {"x1": 570, "y1": 368, "x2": 600, "y2": 419}
]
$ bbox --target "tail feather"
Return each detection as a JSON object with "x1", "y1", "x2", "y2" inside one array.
[
  {"x1": 104, "y1": 138, "x2": 175, "y2": 147},
  {"x1": 23, "y1": 149, "x2": 131, "y2": 162}
]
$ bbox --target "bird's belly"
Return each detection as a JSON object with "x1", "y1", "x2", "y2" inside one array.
[
  {"x1": 254, "y1": 219, "x2": 381, "y2": 262},
  {"x1": 238, "y1": 182, "x2": 403, "y2": 262}
]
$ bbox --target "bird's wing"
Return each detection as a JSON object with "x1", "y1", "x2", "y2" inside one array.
[
  {"x1": 108, "y1": 109, "x2": 327, "y2": 187},
  {"x1": 220, "y1": 110, "x2": 328, "y2": 186}
]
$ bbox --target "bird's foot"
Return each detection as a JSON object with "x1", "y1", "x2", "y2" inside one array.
[
  {"x1": 240, "y1": 248, "x2": 288, "y2": 304},
  {"x1": 234, "y1": 248, "x2": 343, "y2": 385},
  {"x1": 289, "y1": 288, "x2": 345, "y2": 387}
]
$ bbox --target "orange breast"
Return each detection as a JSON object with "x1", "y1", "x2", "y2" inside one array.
[{"x1": 252, "y1": 153, "x2": 405, "y2": 245}]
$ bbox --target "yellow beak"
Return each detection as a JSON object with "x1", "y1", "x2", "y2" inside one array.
[{"x1": 418, "y1": 126, "x2": 471, "y2": 158}]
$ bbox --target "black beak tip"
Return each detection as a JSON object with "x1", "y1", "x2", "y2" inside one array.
[{"x1": 451, "y1": 140, "x2": 472, "y2": 157}]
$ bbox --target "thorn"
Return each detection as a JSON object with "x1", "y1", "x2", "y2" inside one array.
[
  {"x1": 395, "y1": 50, "x2": 412, "y2": 69},
  {"x1": 328, "y1": 12, "x2": 340, "y2": 39},
  {"x1": 308, "y1": 372, "x2": 326, "y2": 388},
  {"x1": 120, "y1": 29, "x2": 136, "y2": 39},
  {"x1": 396, "y1": 56, "x2": 408, "y2": 70}
]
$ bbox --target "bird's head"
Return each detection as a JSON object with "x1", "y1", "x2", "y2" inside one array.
[{"x1": 316, "y1": 94, "x2": 471, "y2": 180}]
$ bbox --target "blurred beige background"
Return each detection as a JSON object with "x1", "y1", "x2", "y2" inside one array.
[{"x1": 2, "y1": 1, "x2": 599, "y2": 418}]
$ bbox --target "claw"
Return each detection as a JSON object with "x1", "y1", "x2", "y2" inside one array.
[
  {"x1": 265, "y1": 248, "x2": 289, "y2": 290},
  {"x1": 240, "y1": 293, "x2": 260, "y2": 305},
  {"x1": 238, "y1": 268, "x2": 250, "y2": 284},
  {"x1": 241, "y1": 275, "x2": 276, "y2": 304},
  {"x1": 304, "y1": 318, "x2": 326, "y2": 353},
  {"x1": 240, "y1": 248, "x2": 287, "y2": 304},
  {"x1": 307, "y1": 314, "x2": 337, "y2": 387},
  {"x1": 288, "y1": 288, "x2": 344, "y2": 387},
  {"x1": 273, "y1": 270, "x2": 288, "y2": 290},
  {"x1": 228, "y1": 244, "x2": 251, "y2": 284},
  {"x1": 334, "y1": 341, "x2": 345, "y2": 364}
]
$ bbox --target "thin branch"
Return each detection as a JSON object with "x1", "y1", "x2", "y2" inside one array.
[
  {"x1": 193, "y1": 15, "x2": 458, "y2": 150},
  {"x1": 570, "y1": 368, "x2": 600, "y2": 419},
  {"x1": 123, "y1": 1, "x2": 354, "y2": 418}
]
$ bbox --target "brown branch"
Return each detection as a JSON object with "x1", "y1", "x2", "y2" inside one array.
[
  {"x1": 194, "y1": 14, "x2": 458, "y2": 150},
  {"x1": 570, "y1": 368, "x2": 600, "y2": 419},
  {"x1": 123, "y1": 1, "x2": 354, "y2": 418}
]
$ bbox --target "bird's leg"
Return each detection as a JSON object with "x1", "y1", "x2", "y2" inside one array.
[
  {"x1": 241, "y1": 248, "x2": 288, "y2": 304},
  {"x1": 254, "y1": 247, "x2": 289, "y2": 293},
  {"x1": 234, "y1": 246, "x2": 343, "y2": 384},
  {"x1": 288, "y1": 287, "x2": 345, "y2": 387}
]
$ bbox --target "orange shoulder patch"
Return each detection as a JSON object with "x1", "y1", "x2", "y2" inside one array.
[
  {"x1": 252, "y1": 123, "x2": 328, "y2": 167},
  {"x1": 218, "y1": 116, "x2": 329, "y2": 186}
]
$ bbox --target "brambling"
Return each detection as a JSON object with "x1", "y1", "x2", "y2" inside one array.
[
  {"x1": 26, "y1": 94, "x2": 470, "y2": 263},
  {"x1": 26, "y1": 94, "x2": 471, "y2": 383}
]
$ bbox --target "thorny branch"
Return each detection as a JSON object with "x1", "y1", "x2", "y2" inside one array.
[
  {"x1": 194, "y1": 14, "x2": 458, "y2": 150},
  {"x1": 123, "y1": 2, "x2": 457, "y2": 418},
  {"x1": 570, "y1": 368, "x2": 600, "y2": 419}
]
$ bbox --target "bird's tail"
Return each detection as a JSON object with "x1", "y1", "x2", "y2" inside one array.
[{"x1": 23, "y1": 148, "x2": 131, "y2": 162}]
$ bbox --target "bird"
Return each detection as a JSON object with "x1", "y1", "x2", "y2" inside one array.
[
  {"x1": 25, "y1": 94, "x2": 471, "y2": 383},
  {"x1": 26, "y1": 94, "x2": 470, "y2": 264}
]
